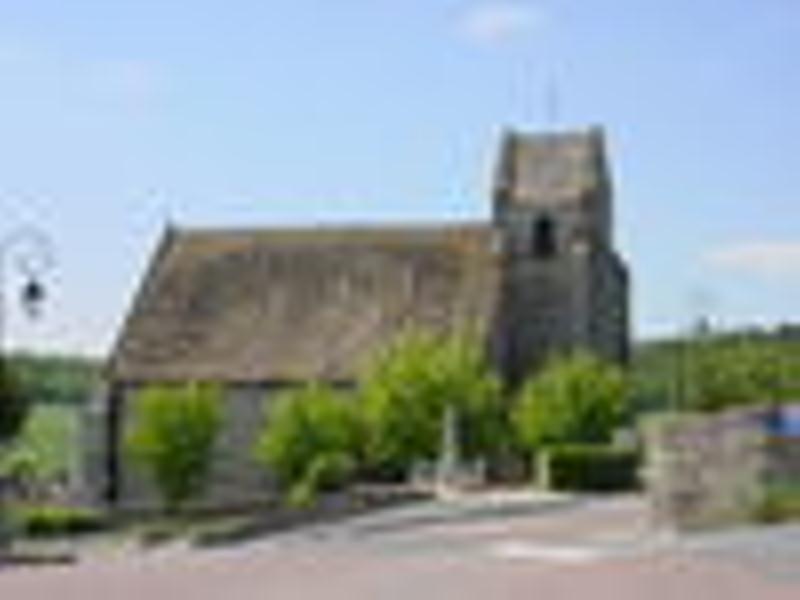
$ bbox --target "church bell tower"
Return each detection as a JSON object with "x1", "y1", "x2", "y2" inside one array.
[{"x1": 492, "y1": 127, "x2": 628, "y2": 383}]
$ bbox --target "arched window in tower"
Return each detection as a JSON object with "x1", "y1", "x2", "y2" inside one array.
[{"x1": 532, "y1": 215, "x2": 557, "y2": 258}]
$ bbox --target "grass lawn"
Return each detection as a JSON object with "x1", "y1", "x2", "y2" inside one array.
[{"x1": 1, "y1": 403, "x2": 81, "y2": 484}]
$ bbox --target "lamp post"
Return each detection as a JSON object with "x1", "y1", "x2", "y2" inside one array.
[
  {"x1": 0, "y1": 225, "x2": 53, "y2": 443},
  {"x1": 0, "y1": 226, "x2": 53, "y2": 552}
]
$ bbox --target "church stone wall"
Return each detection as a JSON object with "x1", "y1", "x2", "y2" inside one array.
[
  {"x1": 496, "y1": 236, "x2": 626, "y2": 382},
  {"x1": 498, "y1": 257, "x2": 578, "y2": 382},
  {"x1": 588, "y1": 248, "x2": 629, "y2": 363},
  {"x1": 113, "y1": 384, "x2": 279, "y2": 512},
  {"x1": 76, "y1": 386, "x2": 112, "y2": 508}
]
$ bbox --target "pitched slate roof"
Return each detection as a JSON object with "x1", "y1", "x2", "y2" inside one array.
[
  {"x1": 494, "y1": 127, "x2": 608, "y2": 205},
  {"x1": 108, "y1": 224, "x2": 500, "y2": 383}
]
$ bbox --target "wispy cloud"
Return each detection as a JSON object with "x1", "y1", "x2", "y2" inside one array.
[
  {"x1": 705, "y1": 241, "x2": 800, "y2": 280},
  {"x1": 456, "y1": 2, "x2": 544, "y2": 46}
]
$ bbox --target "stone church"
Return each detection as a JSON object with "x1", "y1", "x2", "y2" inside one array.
[{"x1": 85, "y1": 127, "x2": 629, "y2": 509}]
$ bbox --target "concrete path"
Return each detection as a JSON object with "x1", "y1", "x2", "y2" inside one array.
[{"x1": 1, "y1": 494, "x2": 798, "y2": 599}]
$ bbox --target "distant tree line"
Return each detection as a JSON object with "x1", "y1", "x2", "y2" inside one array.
[
  {"x1": 631, "y1": 323, "x2": 800, "y2": 414},
  {"x1": 4, "y1": 354, "x2": 100, "y2": 406}
]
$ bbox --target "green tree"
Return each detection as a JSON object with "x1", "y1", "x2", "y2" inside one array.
[
  {"x1": 0, "y1": 361, "x2": 28, "y2": 445},
  {"x1": 631, "y1": 332, "x2": 800, "y2": 415},
  {"x1": 687, "y1": 339, "x2": 800, "y2": 412},
  {"x1": 513, "y1": 351, "x2": 628, "y2": 452},
  {"x1": 629, "y1": 340, "x2": 680, "y2": 413},
  {"x1": 358, "y1": 329, "x2": 502, "y2": 478},
  {"x1": 254, "y1": 382, "x2": 360, "y2": 507},
  {"x1": 6, "y1": 354, "x2": 99, "y2": 406},
  {"x1": 0, "y1": 362, "x2": 30, "y2": 549},
  {"x1": 126, "y1": 383, "x2": 222, "y2": 514}
]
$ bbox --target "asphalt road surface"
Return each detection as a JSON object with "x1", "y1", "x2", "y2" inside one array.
[{"x1": 1, "y1": 495, "x2": 798, "y2": 599}]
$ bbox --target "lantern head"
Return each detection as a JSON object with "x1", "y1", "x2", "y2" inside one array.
[{"x1": 21, "y1": 277, "x2": 45, "y2": 319}]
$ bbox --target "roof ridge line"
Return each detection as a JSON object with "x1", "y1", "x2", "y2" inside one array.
[{"x1": 173, "y1": 221, "x2": 491, "y2": 235}]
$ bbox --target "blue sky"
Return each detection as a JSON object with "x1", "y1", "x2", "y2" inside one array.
[{"x1": 0, "y1": 0, "x2": 798, "y2": 356}]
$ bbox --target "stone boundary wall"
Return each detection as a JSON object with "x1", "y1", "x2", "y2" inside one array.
[
  {"x1": 644, "y1": 406, "x2": 800, "y2": 530},
  {"x1": 764, "y1": 436, "x2": 800, "y2": 486}
]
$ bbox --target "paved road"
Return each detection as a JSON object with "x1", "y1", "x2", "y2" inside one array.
[{"x1": 1, "y1": 495, "x2": 798, "y2": 599}]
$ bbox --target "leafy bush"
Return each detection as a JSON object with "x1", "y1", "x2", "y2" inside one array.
[
  {"x1": 305, "y1": 452, "x2": 357, "y2": 493},
  {"x1": 0, "y1": 448, "x2": 40, "y2": 500},
  {"x1": 0, "y1": 447, "x2": 38, "y2": 478},
  {"x1": 285, "y1": 480, "x2": 317, "y2": 510},
  {"x1": 540, "y1": 445, "x2": 639, "y2": 492},
  {"x1": 126, "y1": 383, "x2": 222, "y2": 514},
  {"x1": 254, "y1": 383, "x2": 360, "y2": 506},
  {"x1": 513, "y1": 351, "x2": 628, "y2": 453},
  {"x1": 0, "y1": 404, "x2": 79, "y2": 491},
  {"x1": 11, "y1": 504, "x2": 106, "y2": 537},
  {"x1": 358, "y1": 329, "x2": 503, "y2": 478}
]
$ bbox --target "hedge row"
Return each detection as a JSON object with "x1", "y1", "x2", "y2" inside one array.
[
  {"x1": 540, "y1": 445, "x2": 640, "y2": 492},
  {"x1": 10, "y1": 505, "x2": 107, "y2": 537}
]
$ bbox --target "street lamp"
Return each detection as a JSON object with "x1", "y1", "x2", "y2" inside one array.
[
  {"x1": 0, "y1": 226, "x2": 54, "y2": 355},
  {"x1": 0, "y1": 225, "x2": 54, "y2": 549},
  {"x1": 0, "y1": 226, "x2": 54, "y2": 440}
]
